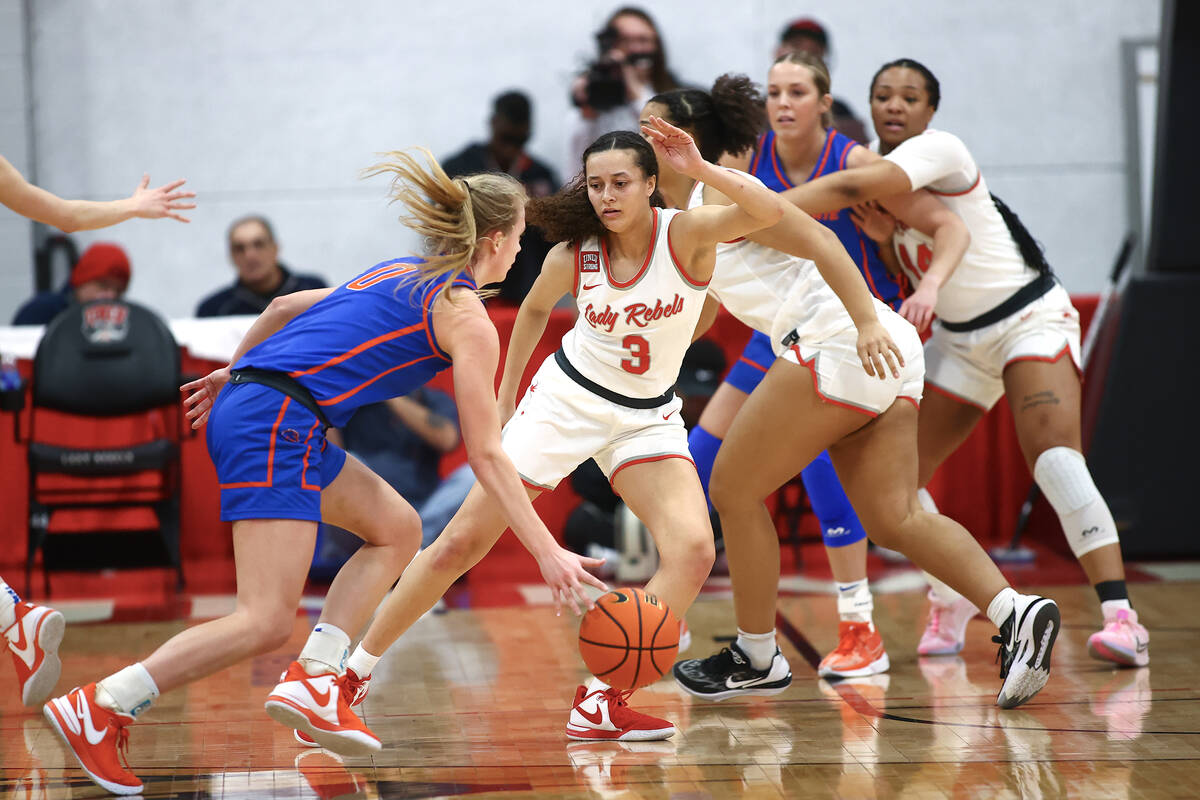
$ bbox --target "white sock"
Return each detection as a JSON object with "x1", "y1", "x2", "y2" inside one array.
[
  {"x1": 835, "y1": 579, "x2": 874, "y2": 624},
  {"x1": 1101, "y1": 599, "x2": 1132, "y2": 617},
  {"x1": 585, "y1": 676, "x2": 610, "y2": 694},
  {"x1": 916, "y1": 488, "x2": 939, "y2": 514},
  {"x1": 0, "y1": 579, "x2": 19, "y2": 631},
  {"x1": 345, "y1": 644, "x2": 380, "y2": 678},
  {"x1": 735, "y1": 628, "x2": 777, "y2": 671},
  {"x1": 986, "y1": 587, "x2": 1020, "y2": 630},
  {"x1": 299, "y1": 623, "x2": 351, "y2": 675},
  {"x1": 95, "y1": 663, "x2": 159, "y2": 718},
  {"x1": 924, "y1": 572, "x2": 964, "y2": 605}
]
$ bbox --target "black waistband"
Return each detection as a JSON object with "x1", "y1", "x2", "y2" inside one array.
[
  {"x1": 553, "y1": 348, "x2": 675, "y2": 409},
  {"x1": 229, "y1": 367, "x2": 332, "y2": 430},
  {"x1": 938, "y1": 273, "x2": 1057, "y2": 333}
]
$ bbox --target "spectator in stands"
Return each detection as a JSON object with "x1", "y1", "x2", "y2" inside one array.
[
  {"x1": 564, "y1": 6, "x2": 684, "y2": 178},
  {"x1": 12, "y1": 242, "x2": 131, "y2": 325},
  {"x1": 775, "y1": 18, "x2": 869, "y2": 144},
  {"x1": 195, "y1": 215, "x2": 325, "y2": 317},
  {"x1": 314, "y1": 388, "x2": 469, "y2": 573},
  {"x1": 442, "y1": 91, "x2": 559, "y2": 303}
]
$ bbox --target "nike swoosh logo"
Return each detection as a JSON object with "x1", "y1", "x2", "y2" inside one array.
[
  {"x1": 303, "y1": 679, "x2": 333, "y2": 707},
  {"x1": 583, "y1": 283, "x2": 601, "y2": 290},
  {"x1": 576, "y1": 704, "x2": 604, "y2": 725},
  {"x1": 9, "y1": 621, "x2": 35, "y2": 668},
  {"x1": 75, "y1": 692, "x2": 108, "y2": 746},
  {"x1": 1137, "y1": 641, "x2": 1148, "y2": 653},
  {"x1": 725, "y1": 675, "x2": 768, "y2": 689},
  {"x1": 663, "y1": 410, "x2": 677, "y2": 420}
]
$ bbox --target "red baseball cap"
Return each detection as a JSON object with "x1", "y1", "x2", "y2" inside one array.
[{"x1": 70, "y1": 242, "x2": 131, "y2": 289}]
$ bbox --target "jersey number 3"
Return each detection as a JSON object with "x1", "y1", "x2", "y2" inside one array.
[{"x1": 621, "y1": 334, "x2": 650, "y2": 375}]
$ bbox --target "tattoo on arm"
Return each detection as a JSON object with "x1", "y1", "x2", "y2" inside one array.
[{"x1": 1020, "y1": 390, "x2": 1060, "y2": 412}]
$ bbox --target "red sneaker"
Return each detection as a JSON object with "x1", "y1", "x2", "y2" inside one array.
[
  {"x1": 295, "y1": 667, "x2": 371, "y2": 747},
  {"x1": 5, "y1": 602, "x2": 65, "y2": 706},
  {"x1": 566, "y1": 685, "x2": 676, "y2": 742},
  {"x1": 42, "y1": 684, "x2": 142, "y2": 795},
  {"x1": 265, "y1": 661, "x2": 380, "y2": 756},
  {"x1": 817, "y1": 621, "x2": 890, "y2": 678}
]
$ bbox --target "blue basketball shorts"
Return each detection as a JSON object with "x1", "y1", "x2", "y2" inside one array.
[
  {"x1": 724, "y1": 330, "x2": 775, "y2": 394},
  {"x1": 206, "y1": 381, "x2": 347, "y2": 522}
]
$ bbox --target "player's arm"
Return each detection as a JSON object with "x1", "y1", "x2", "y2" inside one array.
[
  {"x1": 879, "y1": 188, "x2": 969, "y2": 332},
  {"x1": 497, "y1": 242, "x2": 574, "y2": 422},
  {"x1": 0, "y1": 155, "x2": 196, "y2": 231},
  {"x1": 692, "y1": 294, "x2": 720, "y2": 341},
  {"x1": 780, "y1": 158, "x2": 912, "y2": 216},
  {"x1": 382, "y1": 394, "x2": 459, "y2": 452},
  {"x1": 437, "y1": 292, "x2": 606, "y2": 612},
  {"x1": 181, "y1": 288, "x2": 334, "y2": 427}
]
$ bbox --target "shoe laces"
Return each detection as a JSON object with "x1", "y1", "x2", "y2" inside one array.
[
  {"x1": 832, "y1": 624, "x2": 870, "y2": 657},
  {"x1": 339, "y1": 670, "x2": 369, "y2": 707},
  {"x1": 701, "y1": 647, "x2": 743, "y2": 673},
  {"x1": 927, "y1": 606, "x2": 943, "y2": 635},
  {"x1": 992, "y1": 616, "x2": 1014, "y2": 679},
  {"x1": 114, "y1": 724, "x2": 134, "y2": 774}
]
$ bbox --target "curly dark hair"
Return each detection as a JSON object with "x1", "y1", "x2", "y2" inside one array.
[
  {"x1": 649, "y1": 73, "x2": 766, "y2": 161},
  {"x1": 527, "y1": 130, "x2": 665, "y2": 244}
]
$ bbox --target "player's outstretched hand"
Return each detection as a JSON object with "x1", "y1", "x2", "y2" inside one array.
[
  {"x1": 898, "y1": 282, "x2": 938, "y2": 333},
  {"x1": 535, "y1": 545, "x2": 609, "y2": 617},
  {"x1": 181, "y1": 366, "x2": 231, "y2": 428},
  {"x1": 641, "y1": 116, "x2": 704, "y2": 177},
  {"x1": 856, "y1": 319, "x2": 903, "y2": 381},
  {"x1": 131, "y1": 174, "x2": 196, "y2": 223},
  {"x1": 849, "y1": 201, "x2": 896, "y2": 245}
]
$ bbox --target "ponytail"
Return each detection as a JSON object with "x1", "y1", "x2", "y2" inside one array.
[
  {"x1": 649, "y1": 74, "x2": 765, "y2": 162},
  {"x1": 991, "y1": 193, "x2": 1053, "y2": 276}
]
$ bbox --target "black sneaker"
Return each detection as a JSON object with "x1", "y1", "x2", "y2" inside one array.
[
  {"x1": 673, "y1": 643, "x2": 792, "y2": 701},
  {"x1": 993, "y1": 594, "x2": 1060, "y2": 709}
]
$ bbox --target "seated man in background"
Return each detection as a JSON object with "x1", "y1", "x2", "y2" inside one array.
[
  {"x1": 442, "y1": 90, "x2": 558, "y2": 304},
  {"x1": 195, "y1": 215, "x2": 325, "y2": 317},
  {"x1": 314, "y1": 388, "x2": 467, "y2": 575},
  {"x1": 12, "y1": 241, "x2": 132, "y2": 325}
]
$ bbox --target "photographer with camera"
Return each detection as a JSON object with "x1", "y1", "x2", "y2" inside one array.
[{"x1": 564, "y1": 6, "x2": 683, "y2": 177}]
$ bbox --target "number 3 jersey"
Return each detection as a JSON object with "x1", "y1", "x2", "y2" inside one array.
[{"x1": 560, "y1": 206, "x2": 710, "y2": 399}]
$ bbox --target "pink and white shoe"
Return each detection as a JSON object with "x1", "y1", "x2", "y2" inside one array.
[
  {"x1": 5, "y1": 602, "x2": 66, "y2": 706},
  {"x1": 1087, "y1": 608, "x2": 1149, "y2": 667},
  {"x1": 917, "y1": 590, "x2": 978, "y2": 656}
]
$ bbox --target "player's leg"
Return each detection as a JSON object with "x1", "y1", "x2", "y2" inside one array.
[
  {"x1": 0, "y1": 573, "x2": 65, "y2": 706},
  {"x1": 829, "y1": 400, "x2": 1059, "y2": 709},
  {"x1": 1004, "y1": 354, "x2": 1147, "y2": 666},
  {"x1": 674, "y1": 357, "x2": 864, "y2": 701}
]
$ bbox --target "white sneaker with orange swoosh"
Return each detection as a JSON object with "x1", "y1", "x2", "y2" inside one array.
[
  {"x1": 5, "y1": 602, "x2": 65, "y2": 706},
  {"x1": 265, "y1": 661, "x2": 381, "y2": 756},
  {"x1": 42, "y1": 683, "x2": 142, "y2": 795}
]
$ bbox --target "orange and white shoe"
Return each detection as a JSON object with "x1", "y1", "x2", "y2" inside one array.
[
  {"x1": 5, "y1": 602, "x2": 65, "y2": 706},
  {"x1": 294, "y1": 667, "x2": 371, "y2": 747},
  {"x1": 42, "y1": 684, "x2": 142, "y2": 795},
  {"x1": 265, "y1": 661, "x2": 380, "y2": 757},
  {"x1": 566, "y1": 685, "x2": 676, "y2": 742},
  {"x1": 817, "y1": 621, "x2": 890, "y2": 679}
]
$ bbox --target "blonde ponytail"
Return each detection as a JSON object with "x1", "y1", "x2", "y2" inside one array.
[{"x1": 362, "y1": 148, "x2": 525, "y2": 299}]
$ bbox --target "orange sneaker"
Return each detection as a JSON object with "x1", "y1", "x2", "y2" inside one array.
[
  {"x1": 817, "y1": 621, "x2": 890, "y2": 679},
  {"x1": 265, "y1": 661, "x2": 380, "y2": 757},
  {"x1": 5, "y1": 602, "x2": 65, "y2": 706},
  {"x1": 42, "y1": 684, "x2": 142, "y2": 795},
  {"x1": 294, "y1": 667, "x2": 371, "y2": 747},
  {"x1": 566, "y1": 685, "x2": 676, "y2": 741}
]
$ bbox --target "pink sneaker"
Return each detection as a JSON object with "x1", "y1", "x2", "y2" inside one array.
[
  {"x1": 917, "y1": 590, "x2": 978, "y2": 656},
  {"x1": 1087, "y1": 608, "x2": 1149, "y2": 667}
]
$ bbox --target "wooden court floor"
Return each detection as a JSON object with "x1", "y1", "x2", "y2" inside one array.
[{"x1": 2, "y1": 581, "x2": 1198, "y2": 799}]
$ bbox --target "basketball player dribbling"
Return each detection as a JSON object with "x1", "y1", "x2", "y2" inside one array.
[
  {"x1": 639, "y1": 77, "x2": 1062, "y2": 712},
  {"x1": 339, "y1": 119, "x2": 787, "y2": 744},
  {"x1": 0, "y1": 155, "x2": 194, "y2": 711},
  {"x1": 40, "y1": 152, "x2": 599, "y2": 794},
  {"x1": 782, "y1": 58, "x2": 1149, "y2": 669}
]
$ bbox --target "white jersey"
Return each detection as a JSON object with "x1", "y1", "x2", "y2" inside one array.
[
  {"x1": 688, "y1": 177, "x2": 889, "y2": 353},
  {"x1": 876, "y1": 129, "x2": 1038, "y2": 323},
  {"x1": 561, "y1": 206, "x2": 709, "y2": 398}
]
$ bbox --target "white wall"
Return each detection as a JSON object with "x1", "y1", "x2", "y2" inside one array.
[{"x1": 0, "y1": 0, "x2": 1161, "y2": 321}]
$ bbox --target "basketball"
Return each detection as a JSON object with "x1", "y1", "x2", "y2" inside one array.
[{"x1": 578, "y1": 587, "x2": 680, "y2": 690}]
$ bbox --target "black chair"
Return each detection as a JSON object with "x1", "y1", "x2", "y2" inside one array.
[{"x1": 21, "y1": 299, "x2": 185, "y2": 596}]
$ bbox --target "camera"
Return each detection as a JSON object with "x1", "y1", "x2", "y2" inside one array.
[{"x1": 574, "y1": 26, "x2": 654, "y2": 112}]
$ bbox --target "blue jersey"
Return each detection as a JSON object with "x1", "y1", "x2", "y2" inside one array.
[
  {"x1": 749, "y1": 129, "x2": 905, "y2": 310},
  {"x1": 236, "y1": 258, "x2": 475, "y2": 429}
]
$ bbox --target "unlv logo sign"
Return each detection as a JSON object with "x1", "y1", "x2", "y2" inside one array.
[
  {"x1": 580, "y1": 251, "x2": 601, "y2": 273},
  {"x1": 81, "y1": 303, "x2": 130, "y2": 345}
]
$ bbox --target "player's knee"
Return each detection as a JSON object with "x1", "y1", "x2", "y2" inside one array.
[
  {"x1": 708, "y1": 469, "x2": 754, "y2": 515},
  {"x1": 239, "y1": 609, "x2": 294, "y2": 653},
  {"x1": 661, "y1": 528, "x2": 714, "y2": 583},
  {"x1": 1033, "y1": 446, "x2": 1119, "y2": 557},
  {"x1": 425, "y1": 531, "x2": 484, "y2": 576}
]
